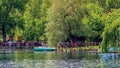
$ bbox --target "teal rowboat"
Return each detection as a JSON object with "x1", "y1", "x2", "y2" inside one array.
[
  {"x1": 109, "y1": 47, "x2": 118, "y2": 53},
  {"x1": 34, "y1": 47, "x2": 56, "y2": 51}
]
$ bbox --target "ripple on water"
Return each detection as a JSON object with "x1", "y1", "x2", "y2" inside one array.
[{"x1": 1, "y1": 60, "x2": 120, "y2": 68}]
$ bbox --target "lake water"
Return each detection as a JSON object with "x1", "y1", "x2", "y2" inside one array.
[{"x1": 0, "y1": 50, "x2": 120, "y2": 68}]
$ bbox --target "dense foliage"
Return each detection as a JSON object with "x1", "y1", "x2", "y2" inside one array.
[
  {"x1": 45, "y1": 0, "x2": 88, "y2": 47},
  {"x1": 0, "y1": 0, "x2": 120, "y2": 52},
  {"x1": 101, "y1": 9, "x2": 120, "y2": 52}
]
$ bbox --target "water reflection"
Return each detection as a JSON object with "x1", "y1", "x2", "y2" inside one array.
[
  {"x1": 100, "y1": 53, "x2": 120, "y2": 68},
  {"x1": 0, "y1": 50, "x2": 15, "y2": 68},
  {"x1": 100, "y1": 53, "x2": 118, "y2": 62},
  {"x1": 0, "y1": 50, "x2": 120, "y2": 68}
]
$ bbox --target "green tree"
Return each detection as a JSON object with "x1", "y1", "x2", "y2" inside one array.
[
  {"x1": 82, "y1": 3, "x2": 104, "y2": 42},
  {"x1": 101, "y1": 9, "x2": 120, "y2": 52},
  {"x1": 45, "y1": 0, "x2": 88, "y2": 47},
  {"x1": 0, "y1": 0, "x2": 27, "y2": 42},
  {"x1": 15, "y1": 0, "x2": 42, "y2": 41},
  {"x1": 16, "y1": 0, "x2": 51, "y2": 41}
]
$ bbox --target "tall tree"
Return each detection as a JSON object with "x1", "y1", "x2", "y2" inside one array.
[
  {"x1": 17, "y1": 0, "x2": 51, "y2": 41},
  {"x1": 0, "y1": 0, "x2": 27, "y2": 42},
  {"x1": 45, "y1": 0, "x2": 88, "y2": 47},
  {"x1": 82, "y1": 3, "x2": 104, "y2": 42},
  {"x1": 101, "y1": 9, "x2": 120, "y2": 52}
]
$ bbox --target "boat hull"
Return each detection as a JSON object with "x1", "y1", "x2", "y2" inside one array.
[
  {"x1": 109, "y1": 47, "x2": 118, "y2": 53},
  {"x1": 34, "y1": 47, "x2": 56, "y2": 51}
]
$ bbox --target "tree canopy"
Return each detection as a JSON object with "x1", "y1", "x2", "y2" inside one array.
[
  {"x1": 45, "y1": 0, "x2": 89, "y2": 46},
  {"x1": 0, "y1": 0, "x2": 120, "y2": 52},
  {"x1": 101, "y1": 9, "x2": 120, "y2": 52}
]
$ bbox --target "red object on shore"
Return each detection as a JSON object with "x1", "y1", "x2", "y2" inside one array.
[{"x1": 73, "y1": 42, "x2": 77, "y2": 47}]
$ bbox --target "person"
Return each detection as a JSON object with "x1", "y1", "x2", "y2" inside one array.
[
  {"x1": 73, "y1": 41, "x2": 77, "y2": 47},
  {"x1": 57, "y1": 43, "x2": 62, "y2": 48},
  {"x1": 42, "y1": 41, "x2": 48, "y2": 47},
  {"x1": 57, "y1": 43, "x2": 62, "y2": 52},
  {"x1": 8, "y1": 40, "x2": 12, "y2": 47},
  {"x1": 35, "y1": 41, "x2": 42, "y2": 46},
  {"x1": 8, "y1": 36, "x2": 15, "y2": 47}
]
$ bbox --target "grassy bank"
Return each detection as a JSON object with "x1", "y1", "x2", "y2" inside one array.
[{"x1": 57, "y1": 45, "x2": 101, "y2": 52}]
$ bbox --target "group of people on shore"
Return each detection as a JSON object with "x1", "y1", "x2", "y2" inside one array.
[
  {"x1": 58, "y1": 41, "x2": 100, "y2": 48},
  {"x1": 0, "y1": 36, "x2": 101, "y2": 48},
  {"x1": 0, "y1": 40, "x2": 47, "y2": 47},
  {"x1": 0, "y1": 36, "x2": 47, "y2": 47}
]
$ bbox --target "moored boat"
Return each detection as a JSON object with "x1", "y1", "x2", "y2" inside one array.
[
  {"x1": 108, "y1": 47, "x2": 118, "y2": 53},
  {"x1": 34, "y1": 46, "x2": 56, "y2": 51}
]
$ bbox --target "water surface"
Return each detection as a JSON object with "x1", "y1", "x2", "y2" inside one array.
[{"x1": 0, "y1": 50, "x2": 120, "y2": 68}]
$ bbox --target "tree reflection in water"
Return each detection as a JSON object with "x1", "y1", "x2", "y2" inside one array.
[
  {"x1": 0, "y1": 50, "x2": 120, "y2": 68},
  {"x1": 100, "y1": 53, "x2": 118, "y2": 62},
  {"x1": 0, "y1": 50, "x2": 14, "y2": 68}
]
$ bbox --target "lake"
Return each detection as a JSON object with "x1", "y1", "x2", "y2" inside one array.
[{"x1": 0, "y1": 50, "x2": 120, "y2": 68}]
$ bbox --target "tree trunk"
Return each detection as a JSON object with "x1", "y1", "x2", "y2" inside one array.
[
  {"x1": 2, "y1": 22, "x2": 6, "y2": 43},
  {"x1": 1, "y1": 1, "x2": 12, "y2": 43}
]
